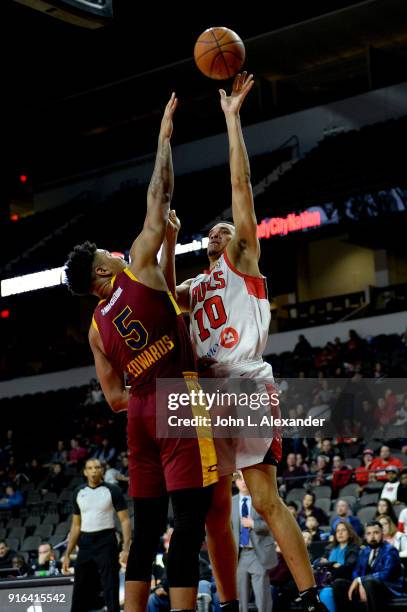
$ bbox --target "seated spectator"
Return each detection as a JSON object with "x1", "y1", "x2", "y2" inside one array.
[
  {"x1": 24, "y1": 458, "x2": 45, "y2": 485},
  {"x1": 332, "y1": 521, "x2": 404, "y2": 611},
  {"x1": 331, "y1": 499, "x2": 363, "y2": 537},
  {"x1": 331, "y1": 455, "x2": 353, "y2": 497},
  {"x1": 296, "y1": 453, "x2": 309, "y2": 473},
  {"x1": 0, "y1": 540, "x2": 17, "y2": 569},
  {"x1": 0, "y1": 484, "x2": 23, "y2": 509},
  {"x1": 394, "y1": 396, "x2": 407, "y2": 427},
  {"x1": 11, "y1": 554, "x2": 29, "y2": 576},
  {"x1": 68, "y1": 438, "x2": 87, "y2": 466},
  {"x1": 354, "y1": 448, "x2": 375, "y2": 490},
  {"x1": 377, "y1": 514, "x2": 407, "y2": 560},
  {"x1": 294, "y1": 334, "x2": 312, "y2": 359},
  {"x1": 30, "y1": 542, "x2": 60, "y2": 575},
  {"x1": 103, "y1": 461, "x2": 120, "y2": 485},
  {"x1": 370, "y1": 445, "x2": 404, "y2": 481},
  {"x1": 397, "y1": 468, "x2": 407, "y2": 504},
  {"x1": 310, "y1": 455, "x2": 331, "y2": 487},
  {"x1": 286, "y1": 501, "x2": 306, "y2": 530},
  {"x1": 298, "y1": 492, "x2": 329, "y2": 526},
  {"x1": 93, "y1": 437, "x2": 116, "y2": 464},
  {"x1": 375, "y1": 498, "x2": 398, "y2": 526},
  {"x1": 301, "y1": 531, "x2": 320, "y2": 563},
  {"x1": 373, "y1": 399, "x2": 397, "y2": 434},
  {"x1": 282, "y1": 452, "x2": 307, "y2": 492},
  {"x1": 46, "y1": 440, "x2": 68, "y2": 466},
  {"x1": 41, "y1": 463, "x2": 66, "y2": 495},
  {"x1": 380, "y1": 466, "x2": 400, "y2": 503},
  {"x1": 318, "y1": 521, "x2": 361, "y2": 611},
  {"x1": 305, "y1": 516, "x2": 324, "y2": 542}
]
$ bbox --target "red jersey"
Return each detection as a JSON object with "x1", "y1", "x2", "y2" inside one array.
[{"x1": 92, "y1": 268, "x2": 195, "y2": 393}]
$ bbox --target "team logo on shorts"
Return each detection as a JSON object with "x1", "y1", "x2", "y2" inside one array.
[{"x1": 220, "y1": 327, "x2": 239, "y2": 348}]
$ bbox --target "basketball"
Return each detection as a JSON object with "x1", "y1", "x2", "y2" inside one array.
[{"x1": 194, "y1": 27, "x2": 245, "y2": 80}]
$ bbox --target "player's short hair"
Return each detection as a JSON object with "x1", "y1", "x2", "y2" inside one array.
[{"x1": 65, "y1": 241, "x2": 97, "y2": 295}]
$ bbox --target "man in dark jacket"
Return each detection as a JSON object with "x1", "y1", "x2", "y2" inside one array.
[{"x1": 332, "y1": 521, "x2": 404, "y2": 611}]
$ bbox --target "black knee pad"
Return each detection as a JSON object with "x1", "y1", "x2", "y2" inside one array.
[
  {"x1": 166, "y1": 486, "x2": 214, "y2": 588},
  {"x1": 125, "y1": 496, "x2": 168, "y2": 582}
]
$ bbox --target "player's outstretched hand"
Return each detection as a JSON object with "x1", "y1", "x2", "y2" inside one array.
[
  {"x1": 160, "y1": 92, "x2": 178, "y2": 141},
  {"x1": 166, "y1": 209, "x2": 181, "y2": 240},
  {"x1": 219, "y1": 72, "x2": 254, "y2": 115}
]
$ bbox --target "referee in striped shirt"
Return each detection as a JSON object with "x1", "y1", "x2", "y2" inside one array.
[{"x1": 63, "y1": 458, "x2": 131, "y2": 612}]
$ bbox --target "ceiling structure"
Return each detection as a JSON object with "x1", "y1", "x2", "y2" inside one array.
[{"x1": 2, "y1": 0, "x2": 407, "y2": 197}]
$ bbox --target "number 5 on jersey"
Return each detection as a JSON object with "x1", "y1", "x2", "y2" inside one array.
[
  {"x1": 193, "y1": 295, "x2": 227, "y2": 342},
  {"x1": 113, "y1": 306, "x2": 148, "y2": 350}
]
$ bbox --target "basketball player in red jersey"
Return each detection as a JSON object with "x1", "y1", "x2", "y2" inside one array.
[
  {"x1": 65, "y1": 94, "x2": 218, "y2": 612},
  {"x1": 162, "y1": 75, "x2": 327, "y2": 612}
]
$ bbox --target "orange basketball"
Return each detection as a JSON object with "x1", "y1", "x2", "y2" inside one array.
[{"x1": 194, "y1": 27, "x2": 245, "y2": 80}]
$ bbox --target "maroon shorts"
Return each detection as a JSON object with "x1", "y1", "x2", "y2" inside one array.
[{"x1": 127, "y1": 391, "x2": 218, "y2": 497}]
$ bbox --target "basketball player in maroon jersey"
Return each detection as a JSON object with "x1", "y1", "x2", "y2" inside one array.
[
  {"x1": 162, "y1": 74, "x2": 327, "y2": 612},
  {"x1": 65, "y1": 94, "x2": 218, "y2": 612}
]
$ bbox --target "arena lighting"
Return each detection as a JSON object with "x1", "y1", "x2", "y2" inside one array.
[
  {"x1": 0, "y1": 239, "x2": 211, "y2": 297},
  {"x1": 0, "y1": 310, "x2": 10, "y2": 319},
  {"x1": 0, "y1": 210, "x2": 321, "y2": 297},
  {"x1": 19, "y1": 175, "x2": 27, "y2": 184}
]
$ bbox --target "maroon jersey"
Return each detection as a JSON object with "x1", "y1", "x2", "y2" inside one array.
[{"x1": 92, "y1": 268, "x2": 195, "y2": 393}]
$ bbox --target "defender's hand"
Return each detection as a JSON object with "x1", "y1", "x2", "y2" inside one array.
[{"x1": 160, "y1": 93, "x2": 178, "y2": 141}]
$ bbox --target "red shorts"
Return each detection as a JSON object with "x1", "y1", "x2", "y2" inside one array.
[{"x1": 127, "y1": 391, "x2": 218, "y2": 497}]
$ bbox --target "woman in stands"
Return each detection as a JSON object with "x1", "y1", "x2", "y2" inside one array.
[
  {"x1": 378, "y1": 515, "x2": 407, "y2": 563},
  {"x1": 318, "y1": 521, "x2": 361, "y2": 612},
  {"x1": 375, "y1": 498, "x2": 398, "y2": 525}
]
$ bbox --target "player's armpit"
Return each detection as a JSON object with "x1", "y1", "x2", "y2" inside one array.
[{"x1": 88, "y1": 327, "x2": 128, "y2": 413}]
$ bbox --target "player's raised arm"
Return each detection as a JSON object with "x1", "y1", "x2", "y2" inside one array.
[
  {"x1": 220, "y1": 73, "x2": 260, "y2": 268},
  {"x1": 129, "y1": 93, "x2": 177, "y2": 269},
  {"x1": 159, "y1": 209, "x2": 180, "y2": 296}
]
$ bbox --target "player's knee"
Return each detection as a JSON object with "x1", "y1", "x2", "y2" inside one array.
[
  {"x1": 166, "y1": 527, "x2": 203, "y2": 587},
  {"x1": 251, "y1": 489, "x2": 280, "y2": 518}
]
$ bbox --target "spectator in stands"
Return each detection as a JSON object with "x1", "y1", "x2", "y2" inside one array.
[
  {"x1": 375, "y1": 498, "x2": 398, "y2": 526},
  {"x1": 310, "y1": 455, "x2": 331, "y2": 487},
  {"x1": 30, "y1": 542, "x2": 61, "y2": 575},
  {"x1": 377, "y1": 515, "x2": 407, "y2": 561},
  {"x1": 296, "y1": 452, "x2": 309, "y2": 474},
  {"x1": 93, "y1": 437, "x2": 116, "y2": 464},
  {"x1": 397, "y1": 469, "x2": 407, "y2": 504},
  {"x1": 331, "y1": 455, "x2": 353, "y2": 498},
  {"x1": 354, "y1": 448, "x2": 375, "y2": 490},
  {"x1": 282, "y1": 452, "x2": 307, "y2": 492},
  {"x1": 373, "y1": 362, "x2": 386, "y2": 380},
  {"x1": 103, "y1": 461, "x2": 121, "y2": 485},
  {"x1": 370, "y1": 445, "x2": 404, "y2": 481},
  {"x1": 0, "y1": 540, "x2": 17, "y2": 569},
  {"x1": 46, "y1": 440, "x2": 68, "y2": 466},
  {"x1": 11, "y1": 554, "x2": 29, "y2": 576},
  {"x1": 298, "y1": 493, "x2": 329, "y2": 526},
  {"x1": 0, "y1": 484, "x2": 23, "y2": 509},
  {"x1": 41, "y1": 462, "x2": 66, "y2": 496},
  {"x1": 68, "y1": 438, "x2": 87, "y2": 466},
  {"x1": 333, "y1": 521, "x2": 404, "y2": 611},
  {"x1": 345, "y1": 329, "x2": 364, "y2": 363},
  {"x1": 319, "y1": 521, "x2": 361, "y2": 611},
  {"x1": 24, "y1": 457, "x2": 45, "y2": 485},
  {"x1": 305, "y1": 516, "x2": 324, "y2": 542},
  {"x1": 394, "y1": 396, "x2": 407, "y2": 427},
  {"x1": 373, "y1": 398, "x2": 397, "y2": 434},
  {"x1": 286, "y1": 501, "x2": 306, "y2": 530},
  {"x1": 380, "y1": 466, "x2": 400, "y2": 503},
  {"x1": 294, "y1": 334, "x2": 313, "y2": 359},
  {"x1": 331, "y1": 500, "x2": 363, "y2": 537},
  {"x1": 397, "y1": 503, "x2": 407, "y2": 534},
  {"x1": 301, "y1": 531, "x2": 320, "y2": 564}
]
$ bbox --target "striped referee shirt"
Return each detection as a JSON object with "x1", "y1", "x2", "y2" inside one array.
[{"x1": 72, "y1": 482, "x2": 127, "y2": 533}]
